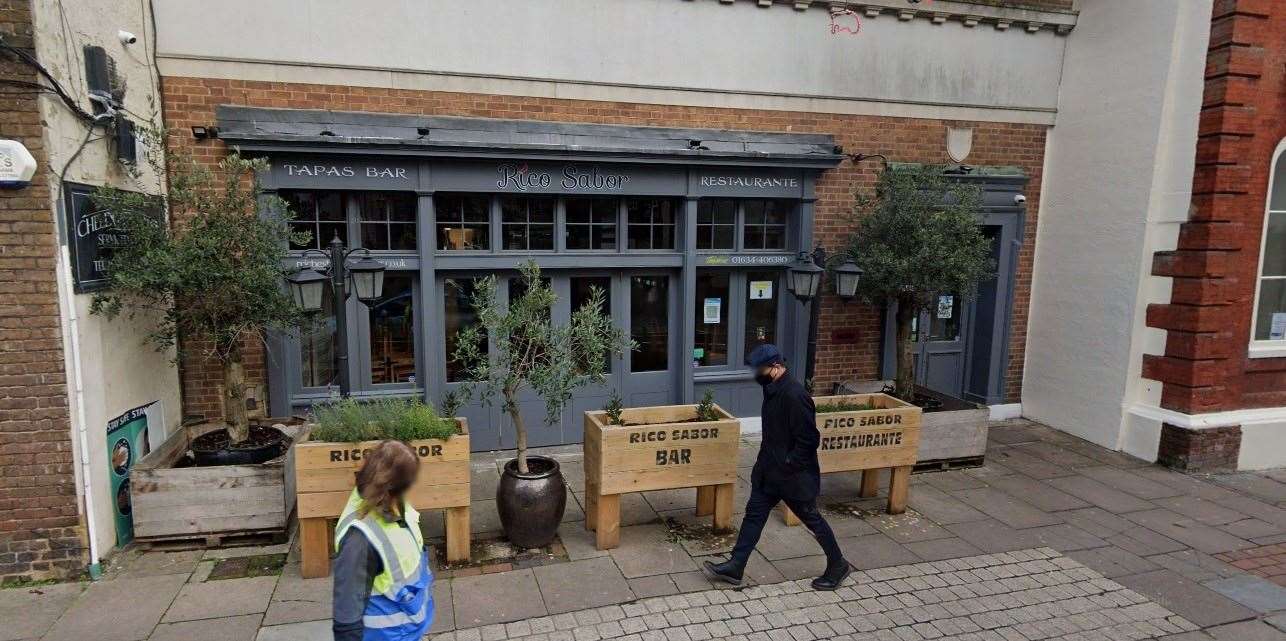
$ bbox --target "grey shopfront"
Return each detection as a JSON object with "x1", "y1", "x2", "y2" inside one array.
[{"x1": 219, "y1": 107, "x2": 842, "y2": 451}]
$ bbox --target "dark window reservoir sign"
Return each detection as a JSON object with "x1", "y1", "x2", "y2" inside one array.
[{"x1": 63, "y1": 182, "x2": 137, "y2": 293}]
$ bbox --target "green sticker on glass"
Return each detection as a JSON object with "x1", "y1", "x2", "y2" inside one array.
[{"x1": 693, "y1": 348, "x2": 705, "y2": 358}]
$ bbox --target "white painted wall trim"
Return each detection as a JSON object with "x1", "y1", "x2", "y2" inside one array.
[
  {"x1": 1126, "y1": 402, "x2": 1286, "y2": 430},
  {"x1": 156, "y1": 57, "x2": 1058, "y2": 126},
  {"x1": 989, "y1": 403, "x2": 1023, "y2": 421}
]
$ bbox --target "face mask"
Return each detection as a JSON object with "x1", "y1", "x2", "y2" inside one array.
[{"x1": 755, "y1": 368, "x2": 774, "y2": 386}]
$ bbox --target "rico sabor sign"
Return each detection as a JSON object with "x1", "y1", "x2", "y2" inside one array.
[{"x1": 496, "y1": 162, "x2": 631, "y2": 192}]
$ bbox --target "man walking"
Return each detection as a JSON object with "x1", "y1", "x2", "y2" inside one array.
[{"x1": 703, "y1": 344, "x2": 850, "y2": 590}]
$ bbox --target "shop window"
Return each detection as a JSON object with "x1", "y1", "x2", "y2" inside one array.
[
  {"x1": 928, "y1": 293, "x2": 961, "y2": 341},
  {"x1": 694, "y1": 271, "x2": 730, "y2": 367},
  {"x1": 742, "y1": 200, "x2": 789, "y2": 250},
  {"x1": 369, "y1": 274, "x2": 416, "y2": 385},
  {"x1": 282, "y1": 190, "x2": 345, "y2": 250},
  {"x1": 1253, "y1": 141, "x2": 1286, "y2": 344},
  {"x1": 444, "y1": 278, "x2": 487, "y2": 381},
  {"x1": 696, "y1": 200, "x2": 736, "y2": 250},
  {"x1": 565, "y1": 198, "x2": 618, "y2": 250},
  {"x1": 626, "y1": 198, "x2": 677, "y2": 250},
  {"x1": 630, "y1": 275, "x2": 669, "y2": 372},
  {"x1": 500, "y1": 196, "x2": 554, "y2": 251},
  {"x1": 299, "y1": 284, "x2": 337, "y2": 387},
  {"x1": 571, "y1": 276, "x2": 613, "y2": 373},
  {"x1": 359, "y1": 192, "x2": 417, "y2": 251},
  {"x1": 744, "y1": 271, "x2": 779, "y2": 363},
  {"x1": 436, "y1": 193, "x2": 490, "y2": 251}
]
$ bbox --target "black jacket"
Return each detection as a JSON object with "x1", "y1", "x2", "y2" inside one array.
[{"x1": 750, "y1": 373, "x2": 821, "y2": 502}]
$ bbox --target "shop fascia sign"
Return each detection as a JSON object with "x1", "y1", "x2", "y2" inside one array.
[
  {"x1": 0, "y1": 139, "x2": 37, "y2": 188},
  {"x1": 702, "y1": 254, "x2": 793, "y2": 266},
  {"x1": 496, "y1": 162, "x2": 630, "y2": 192}
]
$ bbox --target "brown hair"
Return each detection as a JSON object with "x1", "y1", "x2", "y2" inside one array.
[{"x1": 354, "y1": 440, "x2": 420, "y2": 518}]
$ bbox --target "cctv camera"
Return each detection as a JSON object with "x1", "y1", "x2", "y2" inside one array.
[
  {"x1": 118, "y1": 30, "x2": 137, "y2": 45},
  {"x1": 1013, "y1": 194, "x2": 1027, "y2": 205}
]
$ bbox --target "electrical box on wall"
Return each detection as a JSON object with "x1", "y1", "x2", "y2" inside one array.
[
  {"x1": 115, "y1": 118, "x2": 137, "y2": 164},
  {"x1": 0, "y1": 139, "x2": 37, "y2": 188}
]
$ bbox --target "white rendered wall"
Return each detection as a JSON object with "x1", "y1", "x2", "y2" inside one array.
[
  {"x1": 34, "y1": 0, "x2": 182, "y2": 561},
  {"x1": 152, "y1": 0, "x2": 1071, "y2": 124},
  {"x1": 1022, "y1": 0, "x2": 1210, "y2": 452}
]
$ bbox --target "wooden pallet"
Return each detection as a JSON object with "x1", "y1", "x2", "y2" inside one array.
[
  {"x1": 912, "y1": 455, "x2": 986, "y2": 473},
  {"x1": 133, "y1": 527, "x2": 289, "y2": 552}
]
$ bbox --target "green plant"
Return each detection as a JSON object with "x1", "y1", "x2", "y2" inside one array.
[
  {"x1": 696, "y1": 389, "x2": 719, "y2": 422},
  {"x1": 842, "y1": 165, "x2": 992, "y2": 401},
  {"x1": 815, "y1": 399, "x2": 878, "y2": 413},
  {"x1": 451, "y1": 261, "x2": 632, "y2": 473},
  {"x1": 90, "y1": 151, "x2": 307, "y2": 444},
  {"x1": 439, "y1": 389, "x2": 464, "y2": 419},
  {"x1": 604, "y1": 390, "x2": 624, "y2": 426},
  {"x1": 309, "y1": 397, "x2": 457, "y2": 443}
]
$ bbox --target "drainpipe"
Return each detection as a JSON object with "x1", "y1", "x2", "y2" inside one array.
[{"x1": 58, "y1": 244, "x2": 101, "y2": 579}]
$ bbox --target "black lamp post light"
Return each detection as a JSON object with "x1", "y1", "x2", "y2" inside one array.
[
  {"x1": 287, "y1": 234, "x2": 387, "y2": 397},
  {"x1": 786, "y1": 245, "x2": 863, "y2": 386}
]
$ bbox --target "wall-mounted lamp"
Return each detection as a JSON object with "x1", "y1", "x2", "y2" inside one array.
[{"x1": 190, "y1": 126, "x2": 219, "y2": 140}]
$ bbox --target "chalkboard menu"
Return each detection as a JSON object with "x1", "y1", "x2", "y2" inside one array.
[{"x1": 61, "y1": 182, "x2": 140, "y2": 293}]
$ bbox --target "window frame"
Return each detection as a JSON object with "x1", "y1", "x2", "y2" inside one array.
[
  {"x1": 435, "y1": 192, "x2": 492, "y2": 252},
  {"x1": 1250, "y1": 138, "x2": 1286, "y2": 358},
  {"x1": 694, "y1": 199, "x2": 793, "y2": 253},
  {"x1": 498, "y1": 195, "x2": 556, "y2": 252},
  {"x1": 691, "y1": 268, "x2": 787, "y2": 374}
]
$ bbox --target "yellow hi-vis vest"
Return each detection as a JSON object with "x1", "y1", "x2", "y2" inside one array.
[{"x1": 335, "y1": 489, "x2": 433, "y2": 640}]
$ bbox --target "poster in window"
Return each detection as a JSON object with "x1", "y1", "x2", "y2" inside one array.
[
  {"x1": 1271, "y1": 312, "x2": 1286, "y2": 341},
  {"x1": 703, "y1": 298, "x2": 722, "y2": 324},
  {"x1": 749, "y1": 280, "x2": 773, "y2": 300},
  {"x1": 937, "y1": 295, "x2": 954, "y2": 319}
]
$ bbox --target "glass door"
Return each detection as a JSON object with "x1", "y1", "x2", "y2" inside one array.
[{"x1": 622, "y1": 272, "x2": 676, "y2": 408}]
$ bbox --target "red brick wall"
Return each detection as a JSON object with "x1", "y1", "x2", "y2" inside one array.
[
  {"x1": 1145, "y1": 0, "x2": 1286, "y2": 415},
  {"x1": 160, "y1": 78, "x2": 1047, "y2": 419},
  {"x1": 0, "y1": 0, "x2": 84, "y2": 582}
]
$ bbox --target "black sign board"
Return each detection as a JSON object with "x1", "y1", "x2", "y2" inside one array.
[{"x1": 62, "y1": 182, "x2": 140, "y2": 293}]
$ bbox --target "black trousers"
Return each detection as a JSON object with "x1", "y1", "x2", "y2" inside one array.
[{"x1": 729, "y1": 485, "x2": 844, "y2": 568}]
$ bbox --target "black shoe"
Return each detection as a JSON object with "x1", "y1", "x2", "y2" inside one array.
[
  {"x1": 811, "y1": 560, "x2": 851, "y2": 591},
  {"x1": 702, "y1": 559, "x2": 745, "y2": 586}
]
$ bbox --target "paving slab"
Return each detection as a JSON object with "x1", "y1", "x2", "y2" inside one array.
[
  {"x1": 555, "y1": 522, "x2": 611, "y2": 561},
  {"x1": 860, "y1": 508, "x2": 954, "y2": 543},
  {"x1": 1148, "y1": 549, "x2": 1244, "y2": 583},
  {"x1": 43, "y1": 573, "x2": 187, "y2": 641},
  {"x1": 1116, "y1": 569, "x2": 1257, "y2": 628},
  {"x1": 451, "y1": 567, "x2": 548, "y2": 628},
  {"x1": 1202, "y1": 574, "x2": 1286, "y2": 614},
  {"x1": 1013, "y1": 440, "x2": 1101, "y2": 469},
  {"x1": 948, "y1": 487, "x2": 1063, "y2": 529},
  {"x1": 984, "y1": 447, "x2": 1076, "y2": 479},
  {"x1": 767, "y1": 554, "x2": 830, "y2": 581},
  {"x1": 1023, "y1": 523, "x2": 1109, "y2": 552},
  {"x1": 627, "y1": 574, "x2": 679, "y2": 599},
  {"x1": 533, "y1": 556, "x2": 634, "y2": 614},
  {"x1": 571, "y1": 491, "x2": 658, "y2": 527},
  {"x1": 1067, "y1": 546, "x2": 1161, "y2": 578},
  {"x1": 148, "y1": 613, "x2": 261, "y2": 641},
  {"x1": 1046, "y1": 475, "x2": 1155, "y2": 514},
  {"x1": 1221, "y1": 517, "x2": 1286, "y2": 541},
  {"x1": 1125, "y1": 509, "x2": 1256, "y2": 555},
  {"x1": 162, "y1": 576, "x2": 277, "y2": 623},
  {"x1": 641, "y1": 487, "x2": 698, "y2": 512},
  {"x1": 944, "y1": 519, "x2": 1048, "y2": 553},
  {"x1": 201, "y1": 544, "x2": 290, "y2": 561},
  {"x1": 429, "y1": 576, "x2": 453, "y2": 633},
  {"x1": 1210, "y1": 473, "x2": 1286, "y2": 504},
  {"x1": 1078, "y1": 466, "x2": 1184, "y2": 500},
  {"x1": 254, "y1": 619, "x2": 329, "y2": 641},
  {"x1": 836, "y1": 533, "x2": 920, "y2": 570},
  {"x1": 104, "y1": 549, "x2": 204, "y2": 580},
  {"x1": 905, "y1": 483, "x2": 990, "y2": 525},
  {"x1": 1154, "y1": 495, "x2": 1254, "y2": 526},
  {"x1": 984, "y1": 474, "x2": 1091, "y2": 512},
  {"x1": 261, "y1": 563, "x2": 329, "y2": 626},
  {"x1": 1205, "y1": 620, "x2": 1286, "y2": 641},
  {"x1": 919, "y1": 469, "x2": 989, "y2": 492},
  {"x1": 0, "y1": 581, "x2": 85, "y2": 641},
  {"x1": 752, "y1": 515, "x2": 837, "y2": 561},
  {"x1": 606, "y1": 524, "x2": 698, "y2": 578},
  {"x1": 902, "y1": 536, "x2": 984, "y2": 561}
]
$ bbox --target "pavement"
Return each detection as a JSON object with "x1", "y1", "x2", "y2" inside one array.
[{"x1": 4, "y1": 418, "x2": 1286, "y2": 640}]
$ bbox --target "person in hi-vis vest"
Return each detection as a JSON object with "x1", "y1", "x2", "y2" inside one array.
[{"x1": 333, "y1": 441, "x2": 435, "y2": 641}]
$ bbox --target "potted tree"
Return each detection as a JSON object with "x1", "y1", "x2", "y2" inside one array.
[
  {"x1": 92, "y1": 152, "x2": 310, "y2": 541},
  {"x1": 451, "y1": 261, "x2": 630, "y2": 548},
  {"x1": 842, "y1": 165, "x2": 994, "y2": 462}
]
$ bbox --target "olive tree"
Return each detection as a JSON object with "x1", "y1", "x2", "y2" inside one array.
[
  {"x1": 450, "y1": 261, "x2": 632, "y2": 473},
  {"x1": 842, "y1": 166, "x2": 992, "y2": 401},
  {"x1": 91, "y1": 152, "x2": 307, "y2": 444}
]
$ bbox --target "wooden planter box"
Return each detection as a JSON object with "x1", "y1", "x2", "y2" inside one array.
[
  {"x1": 914, "y1": 387, "x2": 990, "y2": 465},
  {"x1": 584, "y1": 404, "x2": 739, "y2": 550},
  {"x1": 132, "y1": 421, "x2": 307, "y2": 545},
  {"x1": 294, "y1": 419, "x2": 470, "y2": 578},
  {"x1": 779, "y1": 393, "x2": 921, "y2": 523}
]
